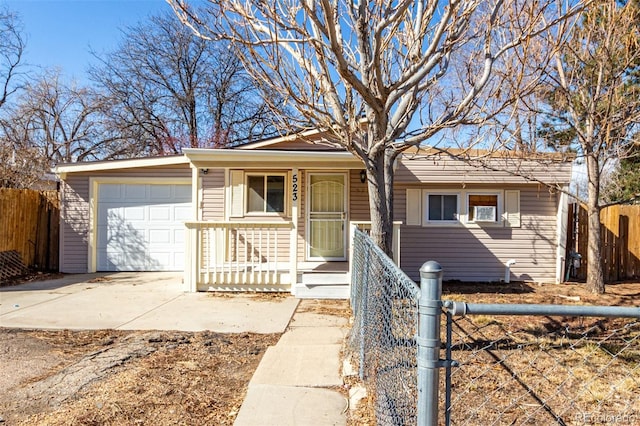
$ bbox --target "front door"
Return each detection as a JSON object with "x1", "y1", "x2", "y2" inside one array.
[{"x1": 307, "y1": 173, "x2": 347, "y2": 260}]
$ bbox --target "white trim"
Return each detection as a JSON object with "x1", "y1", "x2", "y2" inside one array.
[
  {"x1": 290, "y1": 167, "x2": 299, "y2": 293},
  {"x1": 58, "y1": 181, "x2": 65, "y2": 272},
  {"x1": 87, "y1": 177, "x2": 192, "y2": 273},
  {"x1": 224, "y1": 168, "x2": 230, "y2": 221},
  {"x1": 88, "y1": 178, "x2": 97, "y2": 272},
  {"x1": 556, "y1": 186, "x2": 569, "y2": 284},
  {"x1": 191, "y1": 165, "x2": 201, "y2": 221},
  {"x1": 183, "y1": 148, "x2": 363, "y2": 169},
  {"x1": 55, "y1": 155, "x2": 188, "y2": 174}
]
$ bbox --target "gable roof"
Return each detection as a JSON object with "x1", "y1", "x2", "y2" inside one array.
[{"x1": 235, "y1": 128, "x2": 344, "y2": 151}]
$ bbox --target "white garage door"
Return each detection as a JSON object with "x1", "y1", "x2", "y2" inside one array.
[{"x1": 96, "y1": 183, "x2": 192, "y2": 271}]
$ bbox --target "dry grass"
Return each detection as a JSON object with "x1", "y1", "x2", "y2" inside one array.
[
  {"x1": 346, "y1": 281, "x2": 640, "y2": 425},
  {"x1": 0, "y1": 329, "x2": 280, "y2": 425}
]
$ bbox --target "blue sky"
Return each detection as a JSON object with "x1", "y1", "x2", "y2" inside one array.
[{"x1": 3, "y1": 0, "x2": 172, "y2": 84}]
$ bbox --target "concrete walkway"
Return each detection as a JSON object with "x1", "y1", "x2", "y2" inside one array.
[
  {"x1": 0, "y1": 272, "x2": 298, "y2": 333},
  {"x1": 234, "y1": 299, "x2": 349, "y2": 426},
  {"x1": 1, "y1": 274, "x2": 351, "y2": 425}
]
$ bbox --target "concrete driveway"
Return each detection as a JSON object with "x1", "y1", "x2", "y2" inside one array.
[{"x1": 0, "y1": 272, "x2": 298, "y2": 333}]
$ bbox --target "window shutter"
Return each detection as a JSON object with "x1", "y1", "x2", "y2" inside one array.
[
  {"x1": 229, "y1": 170, "x2": 244, "y2": 218},
  {"x1": 504, "y1": 190, "x2": 520, "y2": 228},
  {"x1": 406, "y1": 188, "x2": 422, "y2": 226}
]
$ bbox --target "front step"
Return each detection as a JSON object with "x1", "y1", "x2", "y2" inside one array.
[{"x1": 294, "y1": 272, "x2": 350, "y2": 299}]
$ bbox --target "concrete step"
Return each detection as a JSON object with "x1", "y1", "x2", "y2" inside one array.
[
  {"x1": 295, "y1": 272, "x2": 350, "y2": 299},
  {"x1": 294, "y1": 283, "x2": 350, "y2": 299},
  {"x1": 300, "y1": 272, "x2": 349, "y2": 285}
]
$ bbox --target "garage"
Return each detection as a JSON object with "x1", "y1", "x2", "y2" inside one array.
[{"x1": 96, "y1": 183, "x2": 192, "y2": 271}]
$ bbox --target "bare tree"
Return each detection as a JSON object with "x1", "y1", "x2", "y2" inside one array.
[
  {"x1": 529, "y1": 0, "x2": 640, "y2": 293},
  {"x1": 169, "y1": 0, "x2": 582, "y2": 255},
  {"x1": 90, "y1": 11, "x2": 276, "y2": 155},
  {"x1": 0, "y1": 141, "x2": 49, "y2": 189},
  {"x1": 0, "y1": 70, "x2": 128, "y2": 170},
  {"x1": 0, "y1": 7, "x2": 25, "y2": 110}
]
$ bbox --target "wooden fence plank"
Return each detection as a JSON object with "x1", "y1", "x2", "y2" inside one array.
[
  {"x1": 0, "y1": 188, "x2": 60, "y2": 274},
  {"x1": 568, "y1": 203, "x2": 640, "y2": 283}
]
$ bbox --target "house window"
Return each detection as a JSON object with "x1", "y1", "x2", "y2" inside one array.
[
  {"x1": 247, "y1": 174, "x2": 285, "y2": 213},
  {"x1": 467, "y1": 193, "x2": 500, "y2": 223},
  {"x1": 426, "y1": 194, "x2": 459, "y2": 222},
  {"x1": 416, "y1": 189, "x2": 518, "y2": 227}
]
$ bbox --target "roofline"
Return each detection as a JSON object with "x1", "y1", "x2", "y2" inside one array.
[
  {"x1": 54, "y1": 155, "x2": 189, "y2": 176},
  {"x1": 235, "y1": 128, "x2": 327, "y2": 150},
  {"x1": 405, "y1": 145, "x2": 576, "y2": 162},
  {"x1": 183, "y1": 148, "x2": 364, "y2": 168}
]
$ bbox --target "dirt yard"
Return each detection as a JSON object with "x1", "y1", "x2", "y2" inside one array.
[{"x1": 0, "y1": 328, "x2": 279, "y2": 425}]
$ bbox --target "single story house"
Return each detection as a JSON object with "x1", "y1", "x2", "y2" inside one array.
[{"x1": 54, "y1": 130, "x2": 572, "y2": 298}]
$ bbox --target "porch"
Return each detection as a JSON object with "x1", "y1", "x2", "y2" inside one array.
[{"x1": 184, "y1": 220, "x2": 401, "y2": 298}]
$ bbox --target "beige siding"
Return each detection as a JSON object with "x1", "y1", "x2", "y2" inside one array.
[
  {"x1": 395, "y1": 184, "x2": 558, "y2": 283},
  {"x1": 396, "y1": 155, "x2": 572, "y2": 185},
  {"x1": 60, "y1": 176, "x2": 90, "y2": 273},
  {"x1": 349, "y1": 169, "x2": 370, "y2": 221},
  {"x1": 202, "y1": 169, "x2": 225, "y2": 220}
]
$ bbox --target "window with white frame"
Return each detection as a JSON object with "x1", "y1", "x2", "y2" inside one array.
[
  {"x1": 425, "y1": 193, "x2": 459, "y2": 223},
  {"x1": 229, "y1": 170, "x2": 290, "y2": 218},
  {"x1": 246, "y1": 174, "x2": 286, "y2": 213},
  {"x1": 407, "y1": 188, "x2": 520, "y2": 227}
]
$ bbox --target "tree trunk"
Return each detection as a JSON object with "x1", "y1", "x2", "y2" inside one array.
[
  {"x1": 189, "y1": 98, "x2": 198, "y2": 148},
  {"x1": 586, "y1": 154, "x2": 605, "y2": 294},
  {"x1": 366, "y1": 148, "x2": 396, "y2": 258}
]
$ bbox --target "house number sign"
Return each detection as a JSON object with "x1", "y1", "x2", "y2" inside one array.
[{"x1": 292, "y1": 173, "x2": 298, "y2": 203}]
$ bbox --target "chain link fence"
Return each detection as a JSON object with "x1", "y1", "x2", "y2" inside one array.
[
  {"x1": 445, "y1": 311, "x2": 640, "y2": 425},
  {"x1": 349, "y1": 227, "x2": 420, "y2": 425},
  {"x1": 348, "y1": 228, "x2": 640, "y2": 425}
]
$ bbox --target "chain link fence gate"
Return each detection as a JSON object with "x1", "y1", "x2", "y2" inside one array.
[{"x1": 348, "y1": 227, "x2": 640, "y2": 425}]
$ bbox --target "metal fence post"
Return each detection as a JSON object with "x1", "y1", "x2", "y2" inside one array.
[{"x1": 418, "y1": 260, "x2": 443, "y2": 426}]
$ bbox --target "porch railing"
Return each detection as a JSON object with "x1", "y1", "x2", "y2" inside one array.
[{"x1": 184, "y1": 220, "x2": 293, "y2": 292}]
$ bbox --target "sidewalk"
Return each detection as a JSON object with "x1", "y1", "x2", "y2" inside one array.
[{"x1": 234, "y1": 299, "x2": 349, "y2": 426}]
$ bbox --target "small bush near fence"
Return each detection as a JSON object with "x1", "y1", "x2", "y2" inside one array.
[
  {"x1": 0, "y1": 188, "x2": 59, "y2": 280},
  {"x1": 348, "y1": 228, "x2": 640, "y2": 426}
]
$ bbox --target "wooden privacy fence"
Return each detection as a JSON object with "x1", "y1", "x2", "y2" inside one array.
[
  {"x1": 567, "y1": 203, "x2": 640, "y2": 282},
  {"x1": 0, "y1": 189, "x2": 59, "y2": 277}
]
